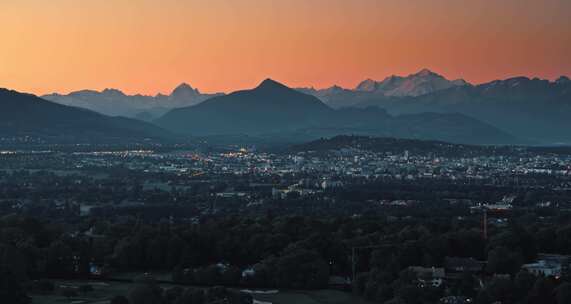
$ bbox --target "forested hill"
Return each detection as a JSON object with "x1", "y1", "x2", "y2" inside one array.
[{"x1": 290, "y1": 135, "x2": 515, "y2": 157}]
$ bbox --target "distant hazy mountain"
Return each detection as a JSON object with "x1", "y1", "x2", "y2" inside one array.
[
  {"x1": 0, "y1": 88, "x2": 173, "y2": 144},
  {"x1": 156, "y1": 79, "x2": 516, "y2": 145},
  {"x1": 355, "y1": 68, "x2": 468, "y2": 96},
  {"x1": 297, "y1": 69, "x2": 469, "y2": 109},
  {"x1": 356, "y1": 76, "x2": 571, "y2": 144},
  {"x1": 298, "y1": 70, "x2": 571, "y2": 144},
  {"x1": 42, "y1": 83, "x2": 223, "y2": 120},
  {"x1": 297, "y1": 85, "x2": 367, "y2": 109}
]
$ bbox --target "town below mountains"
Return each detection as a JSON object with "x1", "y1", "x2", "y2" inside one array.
[
  {"x1": 2, "y1": 72, "x2": 571, "y2": 304},
  {"x1": 1, "y1": 69, "x2": 570, "y2": 146}
]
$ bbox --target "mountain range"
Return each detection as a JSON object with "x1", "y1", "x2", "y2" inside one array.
[
  {"x1": 297, "y1": 69, "x2": 469, "y2": 108},
  {"x1": 155, "y1": 79, "x2": 516, "y2": 145},
  {"x1": 298, "y1": 70, "x2": 571, "y2": 144},
  {"x1": 354, "y1": 69, "x2": 468, "y2": 96},
  {"x1": 0, "y1": 88, "x2": 172, "y2": 144},
  {"x1": 42, "y1": 83, "x2": 223, "y2": 120},
  {"x1": 389, "y1": 76, "x2": 571, "y2": 144},
  {"x1": 3, "y1": 69, "x2": 570, "y2": 146}
]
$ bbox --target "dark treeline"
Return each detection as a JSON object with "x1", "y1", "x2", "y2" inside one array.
[{"x1": 2, "y1": 209, "x2": 571, "y2": 303}]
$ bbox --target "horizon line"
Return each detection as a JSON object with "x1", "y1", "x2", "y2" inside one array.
[{"x1": 7, "y1": 69, "x2": 571, "y2": 97}]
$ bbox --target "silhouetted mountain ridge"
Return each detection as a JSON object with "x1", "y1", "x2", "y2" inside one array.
[
  {"x1": 357, "y1": 76, "x2": 571, "y2": 143},
  {"x1": 296, "y1": 72, "x2": 570, "y2": 143},
  {"x1": 155, "y1": 79, "x2": 517, "y2": 145},
  {"x1": 0, "y1": 88, "x2": 173, "y2": 144},
  {"x1": 156, "y1": 79, "x2": 333, "y2": 136}
]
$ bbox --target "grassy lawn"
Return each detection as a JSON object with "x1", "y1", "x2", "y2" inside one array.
[
  {"x1": 108, "y1": 271, "x2": 173, "y2": 282},
  {"x1": 30, "y1": 278, "x2": 372, "y2": 304},
  {"x1": 252, "y1": 289, "x2": 373, "y2": 304},
  {"x1": 31, "y1": 281, "x2": 133, "y2": 304}
]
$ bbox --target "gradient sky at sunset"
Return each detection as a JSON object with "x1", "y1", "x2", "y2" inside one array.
[{"x1": 1, "y1": 0, "x2": 570, "y2": 95}]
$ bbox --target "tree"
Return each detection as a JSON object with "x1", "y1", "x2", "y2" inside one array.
[
  {"x1": 110, "y1": 295, "x2": 129, "y2": 304},
  {"x1": 514, "y1": 270, "x2": 536, "y2": 301},
  {"x1": 391, "y1": 269, "x2": 443, "y2": 304},
  {"x1": 0, "y1": 267, "x2": 30, "y2": 304},
  {"x1": 556, "y1": 225, "x2": 571, "y2": 254},
  {"x1": 364, "y1": 280, "x2": 380, "y2": 300},
  {"x1": 194, "y1": 265, "x2": 222, "y2": 286},
  {"x1": 393, "y1": 242, "x2": 423, "y2": 272},
  {"x1": 451, "y1": 272, "x2": 477, "y2": 298},
  {"x1": 146, "y1": 237, "x2": 167, "y2": 269},
  {"x1": 221, "y1": 265, "x2": 242, "y2": 286},
  {"x1": 528, "y1": 277, "x2": 556, "y2": 304},
  {"x1": 113, "y1": 236, "x2": 146, "y2": 270},
  {"x1": 166, "y1": 236, "x2": 185, "y2": 268},
  {"x1": 352, "y1": 272, "x2": 369, "y2": 295},
  {"x1": 275, "y1": 248, "x2": 329, "y2": 289},
  {"x1": 487, "y1": 227, "x2": 537, "y2": 261},
  {"x1": 175, "y1": 287, "x2": 204, "y2": 304},
  {"x1": 127, "y1": 274, "x2": 163, "y2": 304},
  {"x1": 0, "y1": 243, "x2": 28, "y2": 282},
  {"x1": 374, "y1": 283, "x2": 394, "y2": 303},
  {"x1": 556, "y1": 283, "x2": 571, "y2": 304},
  {"x1": 242, "y1": 261, "x2": 276, "y2": 288},
  {"x1": 535, "y1": 228, "x2": 557, "y2": 254},
  {"x1": 480, "y1": 276, "x2": 514, "y2": 304},
  {"x1": 486, "y1": 246, "x2": 523, "y2": 275},
  {"x1": 46, "y1": 240, "x2": 73, "y2": 275}
]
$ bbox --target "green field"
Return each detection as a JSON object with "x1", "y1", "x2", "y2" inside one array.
[
  {"x1": 30, "y1": 279, "x2": 372, "y2": 304},
  {"x1": 31, "y1": 281, "x2": 133, "y2": 304},
  {"x1": 251, "y1": 290, "x2": 373, "y2": 304}
]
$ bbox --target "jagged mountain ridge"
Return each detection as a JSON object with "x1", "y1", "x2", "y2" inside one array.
[
  {"x1": 354, "y1": 68, "x2": 468, "y2": 96},
  {"x1": 297, "y1": 69, "x2": 469, "y2": 108},
  {"x1": 42, "y1": 83, "x2": 224, "y2": 120}
]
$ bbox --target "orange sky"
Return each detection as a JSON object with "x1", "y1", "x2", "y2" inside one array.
[{"x1": 1, "y1": 0, "x2": 570, "y2": 95}]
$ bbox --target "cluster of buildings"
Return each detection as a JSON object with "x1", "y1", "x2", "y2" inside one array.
[
  {"x1": 3, "y1": 145, "x2": 570, "y2": 188},
  {"x1": 406, "y1": 254, "x2": 570, "y2": 303}
]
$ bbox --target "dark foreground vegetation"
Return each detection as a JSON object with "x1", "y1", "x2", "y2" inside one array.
[
  {"x1": 2, "y1": 207, "x2": 571, "y2": 303},
  {"x1": 1, "y1": 140, "x2": 571, "y2": 303}
]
